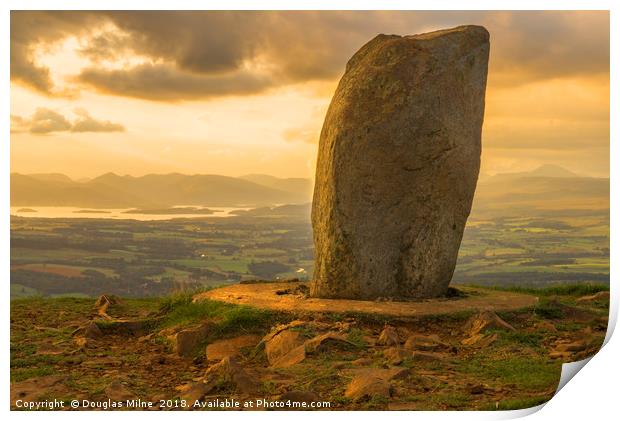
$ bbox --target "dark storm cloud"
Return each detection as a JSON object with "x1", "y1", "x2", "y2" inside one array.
[
  {"x1": 11, "y1": 107, "x2": 125, "y2": 134},
  {"x1": 10, "y1": 11, "x2": 609, "y2": 101},
  {"x1": 76, "y1": 63, "x2": 273, "y2": 101}
]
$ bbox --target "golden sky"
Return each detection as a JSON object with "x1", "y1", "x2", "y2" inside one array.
[{"x1": 10, "y1": 11, "x2": 610, "y2": 179}]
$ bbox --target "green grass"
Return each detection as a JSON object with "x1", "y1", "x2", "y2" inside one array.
[
  {"x1": 157, "y1": 290, "x2": 284, "y2": 337},
  {"x1": 533, "y1": 298, "x2": 566, "y2": 319},
  {"x1": 455, "y1": 355, "x2": 561, "y2": 391},
  {"x1": 495, "y1": 330, "x2": 544, "y2": 349},
  {"x1": 11, "y1": 366, "x2": 56, "y2": 382},
  {"x1": 346, "y1": 328, "x2": 368, "y2": 348},
  {"x1": 473, "y1": 283, "x2": 609, "y2": 297},
  {"x1": 11, "y1": 283, "x2": 40, "y2": 299}
]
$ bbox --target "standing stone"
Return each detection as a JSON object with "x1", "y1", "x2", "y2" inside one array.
[{"x1": 311, "y1": 26, "x2": 489, "y2": 300}]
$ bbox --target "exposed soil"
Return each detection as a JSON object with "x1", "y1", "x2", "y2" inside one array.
[
  {"x1": 10, "y1": 288, "x2": 608, "y2": 411},
  {"x1": 195, "y1": 282, "x2": 538, "y2": 317}
]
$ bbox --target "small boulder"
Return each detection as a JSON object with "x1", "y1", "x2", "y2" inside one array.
[
  {"x1": 105, "y1": 380, "x2": 137, "y2": 401},
  {"x1": 174, "y1": 323, "x2": 211, "y2": 357},
  {"x1": 206, "y1": 335, "x2": 261, "y2": 361},
  {"x1": 204, "y1": 356, "x2": 259, "y2": 395},
  {"x1": 404, "y1": 334, "x2": 449, "y2": 352},
  {"x1": 271, "y1": 345, "x2": 307, "y2": 369},
  {"x1": 462, "y1": 311, "x2": 515, "y2": 339},
  {"x1": 264, "y1": 329, "x2": 305, "y2": 365},
  {"x1": 344, "y1": 373, "x2": 391, "y2": 402},
  {"x1": 383, "y1": 347, "x2": 412, "y2": 365},
  {"x1": 555, "y1": 341, "x2": 588, "y2": 353},
  {"x1": 94, "y1": 294, "x2": 123, "y2": 319},
  {"x1": 177, "y1": 381, "x2": 211, "y2": 403},
  {"x1": 74, "y1": 337, "x2": 91, "y2": 349},
  {"x1": 377, "y1": 326, "x2": 400, "y2": 346},
  {"x1": 461, "y1": 332, "x2": 498, "y2": 348}
]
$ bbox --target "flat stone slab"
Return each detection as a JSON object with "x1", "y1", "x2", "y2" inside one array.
[{"x1": 194, "y1": 282, "x2": 537, "y2": 318}]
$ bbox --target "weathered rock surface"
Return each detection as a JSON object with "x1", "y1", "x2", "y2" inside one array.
[
  {"x1": 173, "y1": 323, "x2": 211, "y2": 357},
  {"x1": 377, "y1": 326, "x2": 400, "y2": 346},
  {"x1": 203, "y1": 356, "x2": 260, "y2": 395},
  {"x1": 205, "y1": 334, "x2": 261, "y2": 361},
  {"x1": 311, "y1": 25, "x2": 489, "y2": 299}
]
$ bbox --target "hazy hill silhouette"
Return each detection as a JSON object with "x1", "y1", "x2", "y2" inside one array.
[
  {"x1": 10, "y1": 165, "x2": 608, "y2": 211},
  {"x1": 10, "y1": 172, "x2": 310, "y2": 208}
]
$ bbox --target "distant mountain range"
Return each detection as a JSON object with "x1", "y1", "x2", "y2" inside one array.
[
  {"x1": 10, "y1": 165, "x2": 608, "y2": 211},
  {"x1": 473, "y1": 165, "x2": 608, "y2": 213},
  {"x1": 10, "y1": 172, "x2": 313, "y2": 208}
]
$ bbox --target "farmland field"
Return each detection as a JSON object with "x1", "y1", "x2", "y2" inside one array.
[{"x1": 10, "y1": 204, "x2": 609, "y2": 298}]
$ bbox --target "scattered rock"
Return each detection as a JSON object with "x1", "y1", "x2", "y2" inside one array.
[
  {"x1": 72, "y1": 321, "x2": 103, "y2": 339},
  {"x1": 404, "y1": 334, "x2": 449, "y2": 352},
  {"x1": 462, "y1": 311, "x2": 516, "y2": 338},
  {"x1": 173, "y1": 323, "x2": 211, "y2": 357},
  {"x1": 470, "y1": 384, "x2": 485, "y2": 395},
  {"x1": 377, "y1": 326, "x2": 400, "y2": 346},
  {"x1": 204, "y1": 356, "x2": 259, "y2": 395},
  {"x1": 74, "y1": 336, "x2": 91, "y2": 349},
  {"x1": 549, "y1": 351, "x2": 572, "y2": 359},
  {"x1": 206, "y1": 335, "x2": 261, "y2": 361},
  {"x1": 344, "y1": 373, "x2": 391, "y2": 402},
  {"x1": 409, "y1": 351, "x2": 446, "y2": 362},
  {"x1": 264, "y1": 330, "x2": 305, "y2": 365},
  {"x1": 304, "y1": 331, "x2": 358, "y2": 354},
  {"x1": 383, "y1": 347, "x2": 412, "y2": 365},
  {"x1": 105, "y1": 380, "x2": 137, "y2": 401},
  {"x1": 461, "y1": 332, "x2": 498, "y2": 348},
  {"x1": 279, "y1": 390, "x2": 320, "y2": 404},
  {"x1": 310, "y1": 25, "x2": 490, "y2": 299},
  {"x1": 555, "y1": 341, "x2": 588, "y2": 353},
  {"x1": 275, "y1": 284, "x2": 310, "y2": 297},
  {"x1": 94, "y1": 294, "x2": 123, "y2": 319},
  {"x1": 272, "y1": 344, "x2": 307, "y2": 369},
  {"x1": 260, "y1": 320, "x2": 306, "y2": 344},
  {"x1": 351, "y1": 358, "x2": 373, "y2": 366},
  {"x1": 576, "y1": 291, "x2": 610, "y2": 303},
  {"x1": 177, "y1": 381, "x2": 211, "y2": 403}
]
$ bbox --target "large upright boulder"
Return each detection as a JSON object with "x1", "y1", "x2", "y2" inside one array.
[{"x1": 311, "y1": 26, "x2": 489, "y2": 300}]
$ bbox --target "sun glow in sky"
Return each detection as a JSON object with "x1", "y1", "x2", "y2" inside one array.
[{"x1": 10, "y1": 11, "x2": 609, "y2": 179}]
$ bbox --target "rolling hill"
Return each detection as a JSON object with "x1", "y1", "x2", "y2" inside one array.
[
  {"x1": 10, "y1": 173, "x2": 310, "y2": 208},
  {"x1": 10, "y1": 166, "x2": 609, "y2": 212}
]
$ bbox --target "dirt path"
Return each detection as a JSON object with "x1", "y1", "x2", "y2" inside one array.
[{"x1": 195, "y1": 282, "x2": 538, "y2": 317}]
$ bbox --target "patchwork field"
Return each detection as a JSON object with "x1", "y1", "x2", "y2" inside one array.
[{"x1": 10, "y1": 204, "x2": 608, "y2": 298}]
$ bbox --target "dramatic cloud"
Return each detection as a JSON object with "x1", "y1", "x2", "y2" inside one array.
[
  {"x1": 70, "y1": 108, "x2": 125, "y2": 133},
  {"x1": 11, "y1": 107, "x2": 125, "y2": 134},
  {"x1": 10, "y1": 11, "x2": 609, "y2": 101},
  {"x1": 75, "y1": 63, "x2": 273, "y2": 101}
]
